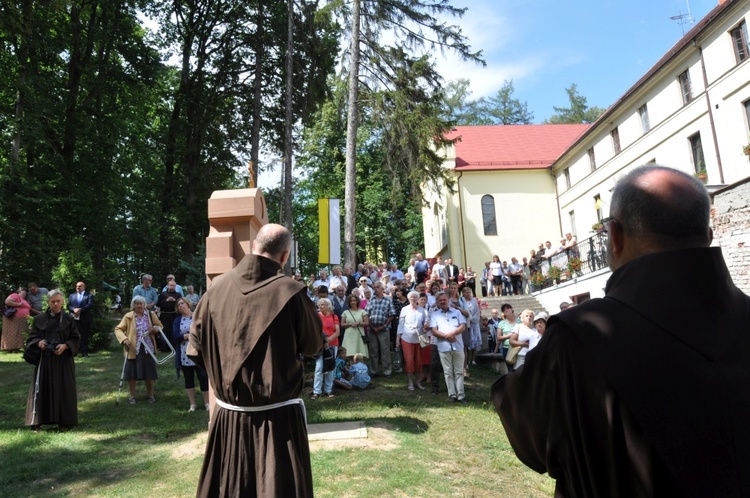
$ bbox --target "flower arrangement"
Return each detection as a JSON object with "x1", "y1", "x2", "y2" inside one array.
[
  {"x1": 547, "y1": 265, "x2": 562, "y2": 282},
  {"x1": 568, "y1": 257, "x2": 583, "y2": 273},
  {"x1": 743, "y1": 143, "x2": 750, "y2": 156},
  {"x1": 591, "y1": 222, "x2": 603, "y2": 232},
  {"x1": 530, "y1": 272, "x2": 546, "y2": 288}
]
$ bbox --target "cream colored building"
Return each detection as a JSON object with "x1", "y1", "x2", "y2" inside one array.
[
  {"x1": 422, "y1": 125, "x2": 589, "y2": 274},
  {"x1": 424, "y1": 0, "x2": 750, "y2": 309},
  {"x1": 555, "y1": 0, "x2": 750, "y2": 239}
]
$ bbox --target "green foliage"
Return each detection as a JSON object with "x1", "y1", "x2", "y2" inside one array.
[
  {"x1": 442, "y1": 79, "x2": 533, "y2": 125},
  {"x1": 546, "y1": 83, "x2": 606, "y2": 124},
  {"x1": 290, "y1": 78, "x2": 426, "y2": 273},
  {"x1": 0, "y1": 0, "x2": 340, "y2": 296},
  {"x1": 51, "y1": 238, "x2": 97, "y2": 293}
]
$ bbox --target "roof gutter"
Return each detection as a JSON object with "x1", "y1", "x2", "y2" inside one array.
[
  {"x1": 456, "y1": 170, "x2": 468, "y2": 270},
  {"x1": 697, "y1": 41, "x2": 725, "y2": 184}
]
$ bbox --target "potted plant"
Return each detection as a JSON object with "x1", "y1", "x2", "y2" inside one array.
[
  {"x1": 568, "y1": 257, "x2": 583, "y2": 274},
  {"x1": 743, "y1": 142, "x2": 750, "y2": 156},
  {"x1": 530, "y1": 272, "x2": 546, "y2": 290},
  {"x1": 547, "y1": 265, "x2": 562, "y2": 284},
  {"x1": 591, "y1": 221, "x2": 604, "y2": 232},
  {"x1": 695, "y1": 168, "x2": 707, "y2": 183}
]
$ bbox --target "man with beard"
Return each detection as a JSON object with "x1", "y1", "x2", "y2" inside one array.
[{"x1": 492, "y1": 166, "x2": 750, "y2": 496}]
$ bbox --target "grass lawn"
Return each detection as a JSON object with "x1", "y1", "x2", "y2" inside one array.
[{"x1": 0, "y1": 336, "x2": 554, "y2": 497}]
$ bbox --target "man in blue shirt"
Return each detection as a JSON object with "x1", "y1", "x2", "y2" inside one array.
[
  {"x1": 413, "y1": 253, "x2": 430, "y2": 284},
  {"x1": 133, "y1": 274, "x2": 158, "y2": 310},
  {"x1": 430, "y1": 292, "x2": 467, "y2": 403}
]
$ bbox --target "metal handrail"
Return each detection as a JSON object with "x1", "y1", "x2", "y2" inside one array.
[{"x1": 531, "y1": 232, "x2": 609, "y2": 291}]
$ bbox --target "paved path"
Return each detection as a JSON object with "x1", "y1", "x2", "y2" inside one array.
[{"x1": 308, "y1": 420, "x2": 367, "y2": 441}]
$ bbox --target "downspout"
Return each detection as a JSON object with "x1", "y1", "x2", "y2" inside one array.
[
  {"x1": 697, "y1": 42, "x2": 725, "y2": 184},
  {"x1": 550, "y1": 166, "x2": 564, "y2": 237},
  {"x1": 457, "y1": 171, "x2": 468, "y2": 268}
]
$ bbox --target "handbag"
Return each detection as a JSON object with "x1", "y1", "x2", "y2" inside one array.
[
  {"x1": 417, "y1": 332, "x2": 431, "y2": 348},
  {"x1": 346, "y1": 310, "x2": 369, "y2": 345},
  {"x1": 3, "y1": 306, "x2": 17, "y2": 318},
  {"x1": 23, "y1": 344, "x2": 42, "y2": 366},
  {"x1": 322, "y1": 347, "x2": 336, "y2": 372},
  {"x1": 392, "y1": 348, "x2": 404, "y2": 372},
  {"x1": 505, "y1": 346, "x2": 522, "y2": 365}
]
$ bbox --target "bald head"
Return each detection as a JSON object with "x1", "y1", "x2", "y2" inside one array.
[
  {"x1": 607, "y1": 166, "x2": 712, "y2": 269},
  {"x1": 252, "y1": 224, "x2": 292, "y2": 266}
]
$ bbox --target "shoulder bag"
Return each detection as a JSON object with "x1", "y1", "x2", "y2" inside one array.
[
  {"x1": 505, "y1": 346, "x2": 522, "y2": 365},
  {"x1": 346, "y1": 310, "x2": 368, "y2": 345}
]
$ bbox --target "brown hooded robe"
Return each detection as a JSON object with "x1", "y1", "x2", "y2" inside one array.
[
  {"x1": 189, "y1": 254, "x2": 323, "y2": 498},
  {"x1": 492, "y1": 247, "x2": 750, "y2": 497}
]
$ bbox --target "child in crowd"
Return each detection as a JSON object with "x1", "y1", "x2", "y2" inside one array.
[
  {"x1": 348, "y1": 353, "x2": 371, "y2": 389},
  {"x1": 333, "y1": 347, "x2": 353, "y2": 390}
]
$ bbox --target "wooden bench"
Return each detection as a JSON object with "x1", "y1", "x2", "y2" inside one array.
[{"x1": 475, "y1": 352, "x2": 508, "y2": 375}]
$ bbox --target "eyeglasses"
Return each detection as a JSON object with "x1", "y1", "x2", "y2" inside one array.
[{"x1": 600, "y1": 216, "x2": 620, "y2": 233}]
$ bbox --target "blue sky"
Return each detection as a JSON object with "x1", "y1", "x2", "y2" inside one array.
[
  {"x1": 259, "y1": 0, "x2": 719, "y2": 187},
  {"x1": 436, "y1": 0, "x2": 719, "y2": 122}
]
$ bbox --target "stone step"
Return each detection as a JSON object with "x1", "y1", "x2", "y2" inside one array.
[{"x1": 477, "y1": 294, "x2": 548, "y2": 315}]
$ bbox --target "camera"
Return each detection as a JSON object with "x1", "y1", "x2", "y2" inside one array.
[{"x1": 44, "y1": 340, "x2": 60, "y2": 353}]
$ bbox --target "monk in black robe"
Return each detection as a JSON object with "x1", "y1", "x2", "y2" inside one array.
[
  {"x1": 25, "y1": 290, "x2": 79, "y2": 431},
  {"x1": 492, "y1": 166, "x2": 750, "y2": 497},
  {"x1": 189, "y1": 224, "x2": 323, "y2": 497}
]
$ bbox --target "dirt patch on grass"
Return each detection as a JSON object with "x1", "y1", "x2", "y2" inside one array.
[
  {"x1": 170, "y1": 433, "x2": 208, "y2": 459},
  {"x1": 309, "y1": 420, "x2": 399, "y2": 452}
]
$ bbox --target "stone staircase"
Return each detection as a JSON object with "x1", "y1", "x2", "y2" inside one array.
[{"x1": 476, "y1": 294, "x2": 548, "y2": 317}]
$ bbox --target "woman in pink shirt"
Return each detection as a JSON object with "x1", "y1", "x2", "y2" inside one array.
[{"x1": 3, "y1": 287, "x2": 32, "y2": 351}]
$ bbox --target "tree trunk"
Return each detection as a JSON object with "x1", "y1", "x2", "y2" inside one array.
[
  {"x1": 283, "y1": 0, "x2": 294, "y2": 275},
  {"x1": 344, "y1": 0, "x2": 360, "y2": 270},
  {"x1": 250, "y1": 0, "x2": 264, "y2": 187}
]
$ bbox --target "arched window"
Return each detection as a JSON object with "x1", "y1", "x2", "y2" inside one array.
[{"x1": 481, "y1": 195, "x2": 497, "y2": 236}]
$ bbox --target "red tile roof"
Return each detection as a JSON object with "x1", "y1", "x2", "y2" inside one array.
[{"x1": 444, "y1": 124, "x2": 590, "y2": 170}]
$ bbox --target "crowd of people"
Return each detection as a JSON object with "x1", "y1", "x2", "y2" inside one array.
[
  {"x1": 303, "y1": 256, "x2": 556, "y2": 403},
  {"x1": 478, "y1": 233, "x2": 579, "y2": 298},
  {"x1": 0, "y1": 272, "x2": 206, "y2": 432}
]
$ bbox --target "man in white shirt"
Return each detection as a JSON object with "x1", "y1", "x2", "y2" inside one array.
[
  {"x1": 430, "y1": 292, "x2": 467, "y2": 404},
  {"x1": 431, "y1": 256, "x2": 446, "y2": 283},
  {"x1": 328, "y1": 267, "x2": 346, "y2": 293},
  {"x1": 312, "y1": 270, "x2": 330, "y2": 291}
]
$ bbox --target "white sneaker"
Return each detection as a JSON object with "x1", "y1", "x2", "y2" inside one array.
[{"x1": 189, "y1": 405, "x2": 196, "y2": 412}]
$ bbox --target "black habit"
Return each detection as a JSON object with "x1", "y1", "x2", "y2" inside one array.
[
  {"x1": 189, "y1": 254, "x2": 323, "y2": 497},
  {"x1": 24, "y1": 310, "x2": 80, "y2": 428},
  {"x1": 492, "y1": 247, "x2": 750, "y2": 497}
]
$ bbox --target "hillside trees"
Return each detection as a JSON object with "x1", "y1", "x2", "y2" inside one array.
[
  {"x1": 442, "y1": 78, "x2": 532, "y2": 125},
  {"x1": 0, "y1": 0, "x2": 338, "y2": 294},
  {"x1": 546, "y1": 83, "x2": 606, "y2": 124},
  {"x1": 287, "y1": 78, "x2": 425, "y2": 274},
  {"x1": 337, "y1": 0, "x2": 483, "y2": 269}
]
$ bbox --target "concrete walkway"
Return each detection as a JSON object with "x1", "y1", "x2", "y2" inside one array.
[{"x1": 308, "y1": 421, "x2": 367, "y2": 441}]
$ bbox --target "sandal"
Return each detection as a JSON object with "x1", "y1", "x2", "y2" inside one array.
[
  {"x1": 148, "y1": 396, "x2": 156, "y2": 404},
  {"x1": 310, "y1": 393, "x2": 319, "y2": 400},
  {"x1": 128, "y1": 397, "x2": 137, "y2": 405},
  {"x1": 326, "y1": 393, "x2": 335, "y2": 398},
  {"x1": 416, "y1": 383, "x2": 426, "y2": 390},
  {"x1": 407, "y1": 384, "x2": 415, "y2": 391}
]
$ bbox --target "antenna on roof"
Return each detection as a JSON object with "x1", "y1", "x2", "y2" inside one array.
[{"x1": 670, "y1": 0, "x2": 695, "y2": 35}]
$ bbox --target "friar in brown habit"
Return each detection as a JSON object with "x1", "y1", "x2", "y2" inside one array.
[
  {"x1": 188, "y1": 223, "x2": 323, "y2": 497},
  {"x1": 492, "y1": 166, "x2": 750, "y2": 497}
]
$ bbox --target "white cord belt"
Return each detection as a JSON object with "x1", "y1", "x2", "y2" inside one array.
[{"x1": 214, "y1": 397, "x2": 307, "y2": 425}]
